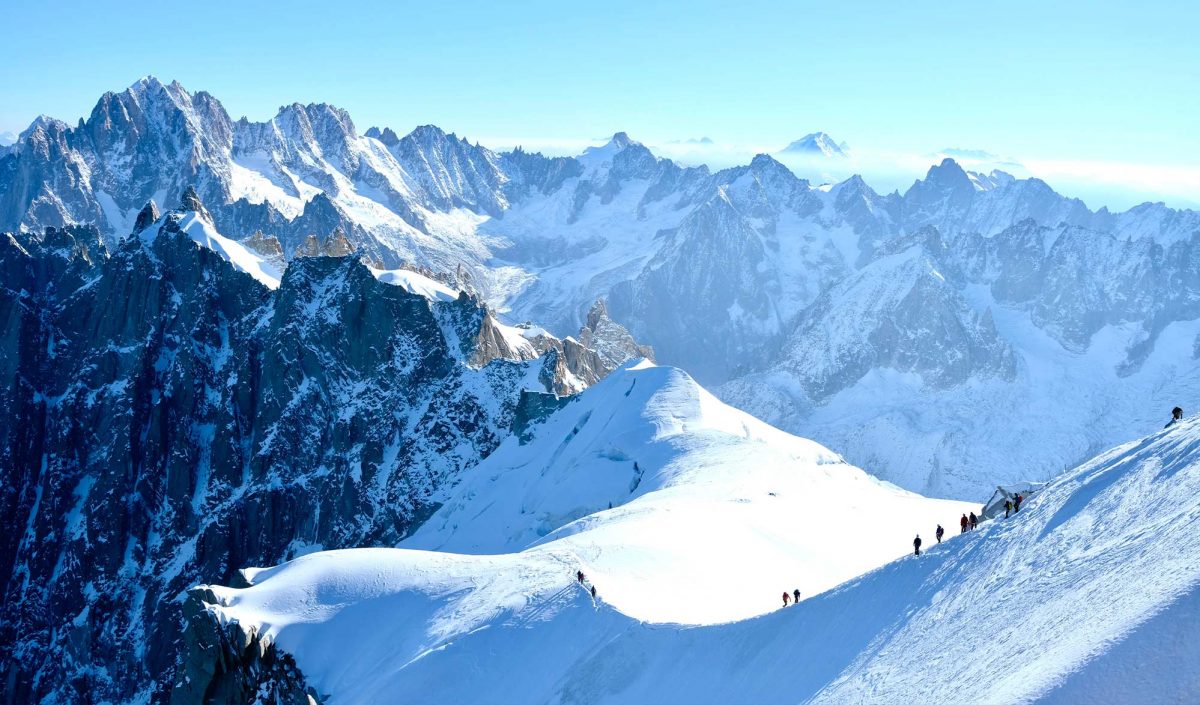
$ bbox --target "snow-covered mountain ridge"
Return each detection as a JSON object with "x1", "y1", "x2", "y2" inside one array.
[{"x1": 191, "y1": 388, "x2": 1200, "y2": 704}]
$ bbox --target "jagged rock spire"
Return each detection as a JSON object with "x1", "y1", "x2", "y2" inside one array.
[
  {"x1": 132, "y1": 200, "x2": 160, "y2": 235},
  {"x1": 180, "y1": 185, "x2": 204, "y2": 213}
]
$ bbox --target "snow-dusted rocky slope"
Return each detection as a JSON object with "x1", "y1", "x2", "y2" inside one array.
[
  {"x1": 4, "y1": 78, "x2": 1197, "y2": 498},
  {"x1": 0, "y1": 195, "x2": 649, "y2": 704},
  {"x1": 194, "y1": 407, "x2": 1200, "y2": 705}
]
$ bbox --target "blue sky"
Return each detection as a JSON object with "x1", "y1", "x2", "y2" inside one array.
[{"x1": 1, "y1": 0, "x2": 1197, "y2": 208}]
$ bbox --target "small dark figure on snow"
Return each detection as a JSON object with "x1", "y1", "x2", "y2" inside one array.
[
  {"x1": 936, "y1": 524, "x2": 944, "y2": 543},
  {"x1": 969, "y1": 512, "x2": 978, "y2": 530},
  {"x1": 793, "y1": 589, "x2": 801, "y2": 604},
  {"x1": 1004, "y1": 499, "x2": 1013, "y2": 518},
  {"x1": 1166, "y1": 407, "x2": 1184, "y2": 429},
  {"x1": 960, "y1": 514, "x2": 969, "y2": 534},
  {"x1": 913, "y1": 535, "x2": 923, "y2": 556},
  {"x1": 1014, "y1": 494, "x2": 1023, "y2": 512},
  {"x1": 782, "y1": 591, "x2": 791, "y2": 607},
  {"x1": 590, "y1": 585, "x2": 597, "y2": 599},
  {"x1": 577, "y1": 570, "x2": 585, "y2": 584}
]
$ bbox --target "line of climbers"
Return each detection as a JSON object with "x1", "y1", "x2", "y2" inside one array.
[
  {"x1": 915, "y1": 406, "x2": 1186, "y2": 558},
  {"x1": 576, "y1": 570, "x2": 597, "y2": 600},
  {"x1": 918, "y1": 495, "x2": 1026, "y2": 555}
]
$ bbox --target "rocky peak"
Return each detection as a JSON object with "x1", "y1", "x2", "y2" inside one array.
[
  {"x1": 324, "y1": 227, "x2": 354, "y2": 256},
  {"x1": 578, "y1": 132, "x2": 644, "y2": 170},
  {"x1": 574, "y1": 299, "x2": 655, "y2": 377},
  {"x1": 242, "y1": 230, "x2": 285, "y2": 260},
  {"x1": 404, "y1": 124, "x2": 455, "y2": 147},
  {"x1": 18, "y1": 115, "x2": 69, "y2": 142},
  {"x1": 391, "y1": 125, "x2": 507, "y2": 215},
  {"x1": 915, "y1": 158, "x2": 974, "y2": 194},
  {"x1": 269, "y1": 102, "x2": 358, "y2": 164},
  {"x1": 610, "y1": 131, "x2": 634, "y2": 149},
  {"x1": 132, "y1": 200, "x2": 160, "y2": 235},
  {"x1": 747, "y1": 153, "x2": 803, "y2": 187},
  {"x1": 366, "y1": 126, "x2": 401, "y2": 147},
  {"x1": 179, "y1": 185, "x2": 206, "y2": 214}
]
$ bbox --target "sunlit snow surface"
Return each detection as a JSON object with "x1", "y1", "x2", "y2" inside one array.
[
  {"x1": 206, "y1": 372, "x2": 1200, "y2": 703},
  {"x1": 367, "y1": 266, "x2": 460, "y2": 302},
  {"x1": 143, "y1": 210, "x2": 283, "y2": 288},
  {"x1": 209, "y1": 363, "x2": 974, "y2": 697}
]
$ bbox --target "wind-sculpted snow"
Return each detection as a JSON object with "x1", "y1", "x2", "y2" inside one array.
[{"x1": 201, "y1": 392, "x2": 1200, "y2": 704}]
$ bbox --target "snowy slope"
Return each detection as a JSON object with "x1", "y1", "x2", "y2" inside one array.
[
  {"x1": 203, "y1": 363, "x2": 976, "y2": 697},
  {"x1": 204, "y1": 413, "x2": 1200, "y2": 704}
]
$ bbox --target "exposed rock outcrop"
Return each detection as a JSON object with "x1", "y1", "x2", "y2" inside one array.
[{"x1": 0, "y1": 225, "x2": 559, "y2": 704}]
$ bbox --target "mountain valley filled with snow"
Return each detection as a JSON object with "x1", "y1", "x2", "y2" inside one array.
[{"x1": 1, "y1": 77, "x2": 1198, "y2": 705}]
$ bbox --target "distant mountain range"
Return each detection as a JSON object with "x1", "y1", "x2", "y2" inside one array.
[{"x1": 3, "y1": 76, "x2": 1198, "y2": 499}]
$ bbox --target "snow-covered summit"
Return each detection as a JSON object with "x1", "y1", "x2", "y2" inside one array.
[
  {"x1": 780, "y1": 131, "x2": 848, "y2": 157},
  {"x1": 577, "y1": 131, "x2": 640, "y2": 169},
  {"x1": 136, "y1": 189, "x2": 283, "y2": 288}
]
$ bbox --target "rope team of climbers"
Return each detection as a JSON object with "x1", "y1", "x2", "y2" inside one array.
[{"x1": 791, "y1": 406, "x2": 1187, "y2": 607}]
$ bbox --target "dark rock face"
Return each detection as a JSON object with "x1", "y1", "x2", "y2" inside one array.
[
  {"x1": 133, "y1": 200, "x2": 162, "y2": 236},
  {"x1": 169, "y1": 589, "x2": 318, "y2": 705},
  {"x1": 0, "y1": 225, "x2": 555, "y2": 704}
]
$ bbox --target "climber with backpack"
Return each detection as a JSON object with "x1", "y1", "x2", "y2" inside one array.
[
  {"x1": 960, "y1": 514, "x2": 969, "y2": 534},
  {"x1": 969, "y1": 512, "x2": 978, "y2": 530},
  {"x1": 913, "y1": 534, "x2": 923, "y2": 556},
  {"x1": 936, "y1": 524, "x2": 944, "y2": 543},
  {"x1": 1005, "y1": 499, "x2": 1013, "y2": 518},
  {"x1": 1165, "y1": 406, "x2": 1184, "y2": 428},
  {"x1": 782, "y1": 591, "x2": 791, "y2": 607}
]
